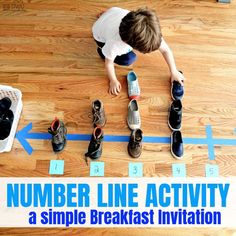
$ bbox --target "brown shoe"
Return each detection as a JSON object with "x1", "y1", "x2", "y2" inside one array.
[
  {"x1": 48, "y1": 118, "x2": 67, "y2": 153},
  {"x1": 85, "y1": 127, "x2": 104, "y2": 163},
  {"x1": 92, "y1": 100, "x2": 106, "y2": 127},
  {"x1": 128, "y1": 129, "x2": 143, "y2": 158}
]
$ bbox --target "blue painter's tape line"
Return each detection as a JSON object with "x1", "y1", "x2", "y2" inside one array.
[
  {"x1": 104, "y1": 135, "x2": 170, "y2": 143},
  {"x1": 15, "y1": 132, "x2": 33, "y2": 155},
  {"x1": 27, "y1": 133, "x2": 51, "y2": 140},
  {"x1": 143, "y1": 136, "x2": 170, "y2": 143},
  {"x1": 183, "y1": 137, "x2": 207, "y2": 144},
  {"x1": 66, "y1": 134, "x2": 91, "y2": 141},
  {"x1": 218, "y1": 0, "x2": 230, "y2": 3},
  {"x1": 213, "y1": 139, "x2": 236, "y2": 146},
  {"x1": 16, "y1": 123, "x2": 236, "y2": 156},
  {"x1": 206, "y1": 125, "x2": 215, "y2": 160},
  {"x1": 104, "y1": 135, "x2": 129, "y2": 142}
]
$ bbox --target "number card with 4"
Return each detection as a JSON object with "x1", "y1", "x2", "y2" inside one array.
[{"x1": 172, "y1": 163, "x2": 186, "y2": 177}]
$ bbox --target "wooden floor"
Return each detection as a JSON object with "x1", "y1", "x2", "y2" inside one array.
[{"x1": 0, "y1": 0, "x2": 236, "y2": 235}]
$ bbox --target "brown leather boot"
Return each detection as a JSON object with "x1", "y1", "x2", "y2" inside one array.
[
  {"x1": 128, "y1": 129, "x2": 143, "y2": 158},
  {"x1": 92, "y1": 100, "x2": 106, "y2": 127},
  {"x1": 85, "y1": 127, "x2": 104, "y2": 164}
]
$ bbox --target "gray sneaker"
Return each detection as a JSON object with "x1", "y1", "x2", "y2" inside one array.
[
  {"x1": 127, "y1": 99, "x2": 141, "y2": 130},
  {"x1": 127, "y1": 71, "x2": 140, "y2": 100}
]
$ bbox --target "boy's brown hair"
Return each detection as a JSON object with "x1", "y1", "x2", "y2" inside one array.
[{"x1": 119, "y1": 8, "x2": 162, "y2": 53}]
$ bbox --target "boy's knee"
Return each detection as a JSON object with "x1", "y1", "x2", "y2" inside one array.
[
  {"x1": 115, "y1": 51, "x2": 137, "y2": 66},
  {"x1": 124, "y1": 54, "x2": 137, "y2": 66},
  {"x1": 123, "y1": 58, "x2": 136, "y2": 66}
]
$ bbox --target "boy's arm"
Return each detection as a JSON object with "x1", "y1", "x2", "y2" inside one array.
[
  {"x1": 105, "y1": 58, "x2": 121, "y2": 95},
  {"x1": 159, "y1": 38, "x2": 185, "y2": 85}
]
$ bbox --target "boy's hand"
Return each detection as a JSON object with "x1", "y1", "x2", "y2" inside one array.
[
  {"x1": 109, "y1": 79, "x2": 121, "y2": 95},
  {"x1": 171, "y1": 70, "x2": 185, "y2": 86},
  {"x1": 105, "y1": 58, "x2": 121, "y2": 95}
]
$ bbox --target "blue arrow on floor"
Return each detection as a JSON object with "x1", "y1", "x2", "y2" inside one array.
[{"x1": 15, "y1": 123, "x2": 236, "y2": 156}]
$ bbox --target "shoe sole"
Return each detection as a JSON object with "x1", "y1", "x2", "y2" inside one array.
[
  {"x1": 167, "y1": 108, "x2": 182, "y2": 131},
  {"x1": 127, "y1": 145, "x2": 141, "y2": 158},
  {"x1": 127, "y1": 117, "x2": 141, "y2": 130},
  {"x1": 170, "y1": 133, "x2": 183, "y2": 160},
  {"x1": 129, "y1": 95, "x2": 140, "y2": 100},
  {"x1": 53, "y1": 139, "x2": 67, "y2": 153}
]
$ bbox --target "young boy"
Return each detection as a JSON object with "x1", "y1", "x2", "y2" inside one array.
[{"x1": 92, "y1": 7, "x2": 185, "y2": 95}]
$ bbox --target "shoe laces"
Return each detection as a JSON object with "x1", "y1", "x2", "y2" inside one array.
[
  {"x1": 48, "y1": 128, "x2": 64, "y2": 144},
  {"x1": 90, "y1": 139, "x2": 101, "y2": 152},
  {"x1": 88, "y1": 111, "x2": 100, "y2": 124},
  {"x1": 132, "y1": 140, "x2": 141, "y2": 149},
  {"x1": 54, "y1": 133, "x2": 63, "y2": 144},
  {"x1": 92, "y1": 110, "x2": 102, "y2": 125},
  {"x1": 84, "y1": 137, "x2": 103, "y2": 166}
]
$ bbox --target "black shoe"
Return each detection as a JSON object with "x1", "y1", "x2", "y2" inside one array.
[
  {"x1": 85, "y1": 127, "x2": 103, "y2": 163},
  {"x1": 128, "y1": 129, "x2": 143, "y2": 158},
  {"x1": 168, "y1": 99, "x2": 182, "y2": 131},
  {"x1": 48, "y1": 118, "x2": 67, "y2": 153},
  {"x1": 92, "y1": 99, "x2": 106, "y2": 128},
  {"x1": 97, "y1": 47, "x2": 105, "y2": 60},
  {"x1": 171, "y1": 131, "x2": 184, "y2": 159},
  {"x1": 171, "y1": 71, "x2": 184, "y2": 100},
  {"x1": 0, "y1": 97, "x2": 12, "y2": 113},
  {"x1": 0, "y1": 109, "x2": 14, "y2": 140}
]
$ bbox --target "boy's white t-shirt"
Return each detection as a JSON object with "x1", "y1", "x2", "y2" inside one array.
[{"x1": 92, "y1": 7, "x2": 133, "y2": 61}]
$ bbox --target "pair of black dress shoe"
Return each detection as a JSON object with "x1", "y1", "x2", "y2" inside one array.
[
  {"x1": 169, "y1": 72, "x2": 184, "y2": 159},
  {"x1": 0, "y1": 97, "x2": 14, "y2": 140}
]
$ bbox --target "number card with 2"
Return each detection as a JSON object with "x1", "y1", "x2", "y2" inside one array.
[{"x1": 90, "y1": 162, "x2": 105, "y2": 177}]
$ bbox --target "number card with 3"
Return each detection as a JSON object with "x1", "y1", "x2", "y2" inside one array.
[{"x1": 129, "y1": 163, "x2": 143, "y2": 177}]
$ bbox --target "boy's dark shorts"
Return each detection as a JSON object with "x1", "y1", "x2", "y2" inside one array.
[{"x1": 95, "y1": 40, "x2": 137, "y2": 66}]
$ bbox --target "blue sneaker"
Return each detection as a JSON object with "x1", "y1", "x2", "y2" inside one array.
[
  {"x1": 171, "y1": 131, "x2": 184, "y2": 159},
  {"x1": 171, "y1": 71, "x2": 184, "y2": 100},
  {"x1": 127, "y1": 71, "x2": 140, "y2": 100},
  {"x1": 168, "y1": 99, "x2": 182, "y2": 131}
]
